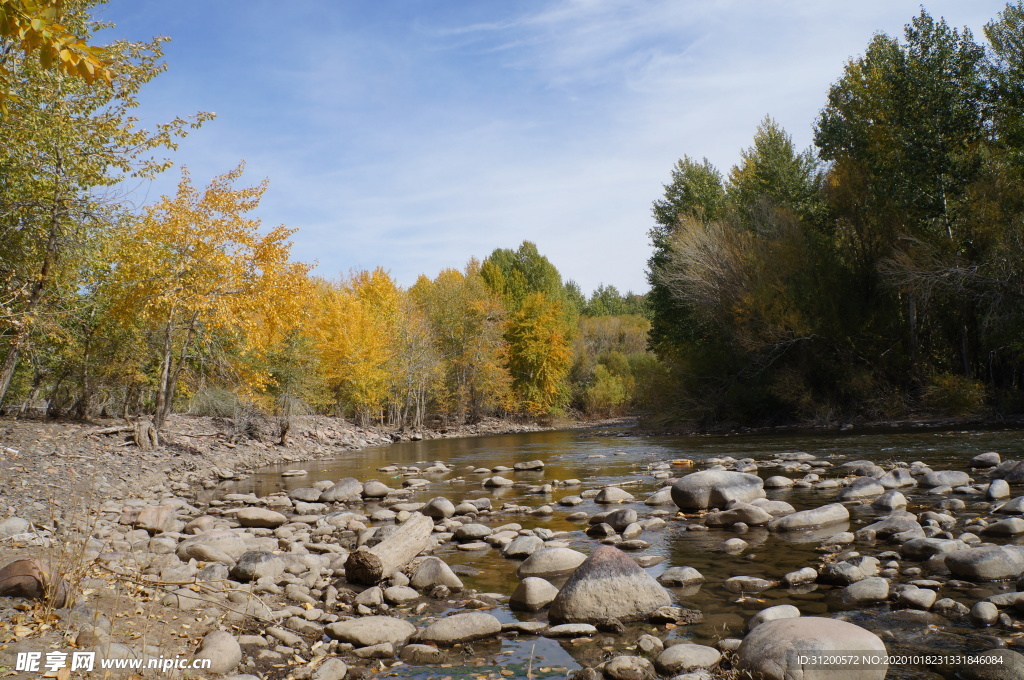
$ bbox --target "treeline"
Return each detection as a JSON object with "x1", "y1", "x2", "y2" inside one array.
[
  {"x1": 648, "y1": 4, "x2": 1024, "y2": 426},
  {"x1": 0, "y1": 1, "x2": 656, "y2": 429}
]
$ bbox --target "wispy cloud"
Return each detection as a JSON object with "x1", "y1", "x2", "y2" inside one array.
[{"x1": 98, "y1": 0, "x2": 1009, "y2": 294}]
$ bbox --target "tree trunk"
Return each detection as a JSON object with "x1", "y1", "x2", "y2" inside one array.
[
  {"x1": 344, "y1": 512, "x2": 434, "y2": 585},
  {"x1": 0, "y1": 161, "x2": 65, "y2": 408}
]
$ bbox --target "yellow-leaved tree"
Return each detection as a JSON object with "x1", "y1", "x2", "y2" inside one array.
[
  {"x1": 100, "y1": 163, "x2": 311, "y2": 432},
  {"x1": 311, "y1": 269, "x2": 401, "y2": 424}
]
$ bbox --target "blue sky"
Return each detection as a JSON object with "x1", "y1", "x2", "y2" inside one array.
[{"x1": 98, "y1": 1, "x2": 1010, "y2": 295}]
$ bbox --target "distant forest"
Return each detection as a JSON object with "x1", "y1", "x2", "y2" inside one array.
[{"x1": 3, "y1": 2, "x2": 1024, "y2": 432}]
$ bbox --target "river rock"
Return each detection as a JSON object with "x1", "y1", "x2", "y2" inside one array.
[
  {"x1": 840, "y1": 577, "x2": 889, "y2": 605},
  {"x1": 326, "y1": 616, "x2": 416, "y2": 647},
  {"x1": 548, "y1": 546, "x2": 671, "y2": 624},
  {"x1": 988, "y1": 480, "x2": 1011, "y2": 500},
  {"x1": 0, "y1": 558, "x2": 69, "y2": 607},
  {"x1": 510, "y1": 577, "x2": 560, "y2": 611},
  {"x1": 819, "y1": 556, "x2": 880, "y2": 585},
  {"x1": 971, "y1": 451, "x2": 1001, "y2": 468},
  {"x1": 0, "y1": 517, "x2": 29, "y2": 538},
  {"x1": 517, "y1": 547, "x2": 588, "y2": 579},
  {"x1": 736, "y1": 617, "x2": 887, "y2": 680},
  {"x1": 421, "y1": 497, "x2": 456, "y2": 519},
  {"x1": 606, "y1": 508, "x2": 639, "y2": 532},
  {"x1": 945, "y1": 545, "x2": 1024, "y2": 581},
  {"x1": 671, "y1": 471, "x2": 765, "y2": 511},
  {"x1": 982, "y1": 518, "x2": 1024, "y2": 536},
  {"x1": 872, "y1": 490, "x2": 908, "y2": 510},
  {"x1": 645, "y1": 487, "x2": 675, "y2": 505},
  {"x1": 897, "y1": 585, "x2": 937, "y2": 610},
  {"x1": 362, "y1": 480, "x2": 391, "y2": 498},
  {"x1": 901, "y1": 537, "x2": 963, "y2": 559},
  {"x1": 658, "y1": 567, "x2": 704, "y2": 587},
  {"x1": 230, "y1": 551, "x2": 284, "y2": 582},
  {"x1": 288, "y1": 487, "x2": 322, "y2": 503},
  {"x1": 416, "y1": 612, "x2": 502, "y2": 645},
  {"x1": 724, "y1": 576, "x2": 774, "y2": 593},
  {"x1": 319, "y1": 478, "x2": 363, "y2": 502},
  {"x1": 410, "y1": 557, "x2": 464, "y2": 591},
  {"x1": 838, "y1": 477, "x2": 885, "y2": 500},
  {"x1": 878, "y1": 468, "x2": 916, "y2": 489},
  {"x1": 764, "y1": 476, "x2": 794, "y2": 489},
  {"x1": 768, "y1": 503, "x2": 849, "y2": 531},
  {"x1": 941, "y1": 648, "x2": 1024, "y2": 680},
  {"x1": 595, "y1": 486, "x2": 635, "y2": 504},
  {"x1": 602, "y1": 655, "x2": 655, "y2": 680},
  {"x1": 503, "y1": 534, "x2": 545, "y2": 558},
  {"x1": 177, "y1": 530, "x2": 248, "y2": 563},
  {"x1": 133, "y1": 504, "x2": 178, "y2": 534},
  {"x1": 654, "y1": 643, "x2": 722, "y2": 675},
  {"x1": 996, "y1": 496, "x2": 1024, "y2": 514},
  {"x1": 705, "y1": 503, "x2": 773, "y2": 527},
  {"x1": 781, "y1": 567, "x2": 818, "y2": 587},
  {"x1": 747, "y1": 604, "x2": 800, "y2": 631},
  {"x1": 236, "y1": 507, "x2": 288, "y2": 529},
  {"x1": 313, "y1": 658, "x2": 348, "y2": 680},
  {"x1": 194, "y1": 630, "x2": 242, "y2": 675},
  {"x1": 514, "y1": 459, "x2": 545, "y2": 471},
  {"x1": 920, "y1": 470, "x2": 971, "y2": 488}
]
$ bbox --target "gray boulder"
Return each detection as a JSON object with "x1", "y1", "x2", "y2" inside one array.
[
  {"x1": 838, "y1": 478, "x2": 885, "y2": 500},
  {"x1": 235, "y1": 507, "x2": 288, "y2": 528},
  {"x1": 319, "y1": 478, "x2": 363, "y2": 502},
  {"x1": 920, "y1": 470, "x2": 971, "y2": 488},
  {"x1": 510, "y1": 577, "x2": 559, "y2": 611},
  {"x1": 517, "y1": 547, "x2": 587, "y2": 579},
  {"x1": 548, "y1": 546, "x2": 671, "y2": 624},
  {"x1": 746, "y1": 604, "x2": 800, "y2": 631},
  {"x1": 768, "y1": 503, "x2": 849, "y2": 532},
  {"x1": 230, "y1": 551, "x2": 284, "y2": 582},
  {"x1": 736, "y1": 617, "x2": 887, "y2": 680},
  {"x1": 416, "y1": 612, "x2": 501, "y2": 645},
  {"x1": 177, "y1": 530, "x2": 247, "y2": 563},
  {"x1": 704, "y1": 503, "x2": 773, "y2": 527},
  {"x1": 654, "y1": 643, "x2": 722, "y2": 675},
  {"x1": 671, "y1": 471, "x2": 765, "y2": 511},
  {"x1": 325, "y1": 616, "x2": 416, "y2": 647},
  {"x1": 657, "y1": 566, "x2": 704, "y2": 587},
  {"x1": 194, "y1": 630, "x2": 242, "y2": 675},
  {"x1": 410, "y1": 557, "x2": 464, "y2": 591},
  {"x1": 945, "y1": 545, "x2": 1024, "y2": 581},
  {"x1": 503, "y1": 534, "x2": 545, "y2": 558},
  {"x1": 840, "y1": 577, "x2": 889, "y2": 605}
]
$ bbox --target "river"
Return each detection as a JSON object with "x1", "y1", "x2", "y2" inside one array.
[{"x1": 225, "y1": 425, "x2": 1024, "y2": 679}]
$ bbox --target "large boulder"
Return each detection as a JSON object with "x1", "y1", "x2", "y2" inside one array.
[
  {"x1": 919, "y1": 470, "x2": 971, "y2": 488},
  {"x1": 768, "y1": 503, "x2": 849, "y2": 532},
  {"x1": 176, "y1": 530, "x2": 247, "y2": 563},
  {"x1": 230, "y1": 551, "x2": 284, "y2": 582},
  {"x1": 0, "y1": 558, "x2": 70, "y2": 607},
  {"x1": 704, "y1": 503, "x2": 773, "y2": 527},
  {"x1": 517, "y1": 547, "x2": 587, "y2": 579},
  {"x1": 510, "y1": 577, "x2": 559, "y2": 611},
  {"x1": 548, "y1": 546, "x2": 671, "y2": 624},
  {"x1": 670, "y1": 471, "x2": 765, "y2": 511},
  {"x1": 410, "y1": 557, "x2": 464, "y2": 591},
  {"x1": 326, "y1": 616, "x2": 417, "y2": 647},
  {"x1": 193, "y1": 630, "x2": 242, "y2": 675},
  {"x1": 235, "y1": 507, "x2": 288, "y2": 529},
  {"x1": 945, "y1": 545, "x2": 1024, "y2": 581},
  {"x1": 416, "y1": 612, "x2": 501, "y2": 645},
  {"x1": 319, "y1": 478, "x2": 363, "y2": 503},
  {"x1": 736, "y1": 617, "x2": 887, "y2": 680}
]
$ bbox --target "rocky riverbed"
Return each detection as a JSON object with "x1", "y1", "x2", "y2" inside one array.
[{"x1": 3, "y1": 418, "x2": 1024, "y2": 679}]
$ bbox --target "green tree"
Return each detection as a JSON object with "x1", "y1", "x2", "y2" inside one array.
[{"x1": 0, "y1": 1, "x2": 210, "y2": 408}]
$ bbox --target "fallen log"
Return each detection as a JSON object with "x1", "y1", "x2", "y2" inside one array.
[{"x1": 344, "y1": 512, "x2": 434, "y2": 585}]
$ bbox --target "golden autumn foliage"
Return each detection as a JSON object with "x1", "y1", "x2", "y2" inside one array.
[{"x1": 100, "y1": 164, "x2": 311, "y2": 428}]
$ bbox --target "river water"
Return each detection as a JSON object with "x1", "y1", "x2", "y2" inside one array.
[{"x1": 227, "y1": 425, "x2": 1024, "y2": 679}]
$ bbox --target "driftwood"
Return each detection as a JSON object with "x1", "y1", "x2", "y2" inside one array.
[
  {"x1": 344, "y1": 512, "x2": 434, "y2": 585},
  {"x1": 94, "y1": 425, "x2": 133, "y2": 435}
]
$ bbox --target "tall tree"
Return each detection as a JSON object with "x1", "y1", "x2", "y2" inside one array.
[
  {"x1": 100, "y1": 164, "x2": 310, "y2": 431},
  {"x1": 0, "y1": 1, "x2": 210, "y2": 408}
]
